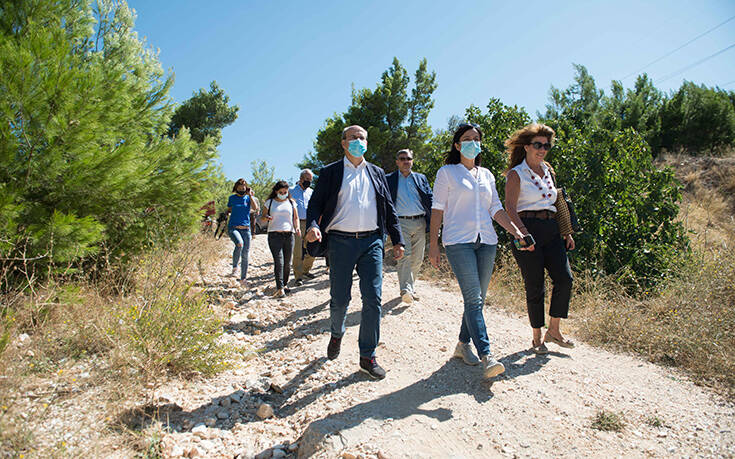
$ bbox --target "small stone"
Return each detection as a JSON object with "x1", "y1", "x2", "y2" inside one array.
[
  {"x1": 16, "y1": 333, "x2": 30, "y2": 346},
  {"x1": 341, "y1": 453, "x2": 357, "y2": 459},
  {"x1": 270, "y1": 383, "x2": 284, "y2": 394},
  {"x1": 217, "y1": 410, "x2": 229, "y2": 420},
  {"x1": 247, "y1": 312, "x2": 257, "y2": 319},
  {"x1": 439, "y1": 346, "x2": 447, "y2": 352},
  {"x1": 220, "y1": 397, "x2": 231, "y2": 408},
  {"x1": 199, "y1": 440, "x2": 215, "y2": 451},
  {"x1": 204, "y1": 417, "x2": 217, "y2": 427},
  {"x1": 192, "y1": 424, "x2": 208, "y2": 438},
  {"x1": 272, "y1": 449, "x2": 286, "y2": 458},
  {"x1": 185, "y1": 446, "x2": 200, "y2": 458},
  {"x1": 256, "y1": 403, "x2": 274, "y2": 419},
  {"x1": 288, "y1": 442, "x2": 299, "y2": 452},
  {"x1": 255, "y1": 450, "x2": 272, "y2": 459},
  {"x1": 377, "y1": 452, "x2": 388, "y2": 459}
]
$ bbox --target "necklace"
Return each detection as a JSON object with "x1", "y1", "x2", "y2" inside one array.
[{"x1": 527, "y1": 166, "x2": 554, "y2": 199}]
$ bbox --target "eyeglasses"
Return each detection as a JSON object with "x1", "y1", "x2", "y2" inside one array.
[
  {"x1": 529, "y1": 141, "x2": 553, "y2": 151},
  {"x1": 398, "y1": 157, "x2": 413, "y2": 161}
]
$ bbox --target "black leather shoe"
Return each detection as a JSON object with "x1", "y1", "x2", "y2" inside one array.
[
  {"x1": 294, "y1": 278, "x2": 304, "y2": 286},
  {"x1": 359, "y1": 357, "x2": 386, "y2": 380},
  {"x1": 304, "y1": 272, "x2": 316, "y2": 279},
  {"x1": 327, "y1": 336, "x2": 342, "y2": 360}
]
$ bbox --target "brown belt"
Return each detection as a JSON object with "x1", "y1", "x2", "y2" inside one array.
[{"x1": 518, "y1": 210, "x2": 556, "y2": 220}]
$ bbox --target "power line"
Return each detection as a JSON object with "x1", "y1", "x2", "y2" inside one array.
[
  {"x1": 656, "y1": 43, "x2": 735, "y2": 84},
  {"x1": 722, "y1": 79, "x2": 735, "y2": 87},
  {"x1": 621, "y1": 14, "x2": 735, "y2": 81}
]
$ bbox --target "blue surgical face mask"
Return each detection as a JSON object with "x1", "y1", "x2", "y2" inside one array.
[
  {"x1": 277, "y1": 192, "x2": 288, "y2": 200},
  {"x1": 348, "y1": 139, "x2": 367, "y2": 157},
  {"x1": 460, "y1": 140, "x2": 481, "y2": 159}
]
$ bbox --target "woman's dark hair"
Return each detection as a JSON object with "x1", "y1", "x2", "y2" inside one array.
[
  {"x1": 266, "y1": 180, "x2": 292, "y2": 201},
  {"x1": 504, "y1": 123, "x2": 556, "y2": 174},
  {"x1": 232, "y1": 178, "x2": 249, "y2": 193},
  {"x1": 445, "y1": 123, "x2": 483, "y2": 165}
]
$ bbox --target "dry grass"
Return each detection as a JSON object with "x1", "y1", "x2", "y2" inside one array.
[
  {"x1": 482, "y1": 154, "x2": 735, "y2": 396},
  {"x1": 0, "y1": 233, "x2": 232, "y2": 457}
]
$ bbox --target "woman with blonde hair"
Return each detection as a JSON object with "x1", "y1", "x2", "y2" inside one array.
[{"x1": 504, "y1": 123, "x2": 575, "y2": 354}]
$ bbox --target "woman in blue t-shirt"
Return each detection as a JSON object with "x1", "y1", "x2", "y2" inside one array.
[{"x1": 227, "y1": 178, "x2": 257, "y2": 286}]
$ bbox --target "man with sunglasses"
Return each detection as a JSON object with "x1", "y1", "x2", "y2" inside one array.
[{"x1": 386, "y1": 149, "x2": 433, "y2": 304}]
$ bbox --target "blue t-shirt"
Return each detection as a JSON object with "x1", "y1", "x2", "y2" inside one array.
[{"x1": 227, "y1": 194, "x2": 251, "y2": 227}]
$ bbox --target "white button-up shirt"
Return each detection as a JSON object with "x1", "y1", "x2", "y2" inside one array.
[
  {"x1": 432, "y1": 164, "x2": 504, "y2": 246},
  {"x1": 326, "y1": 156, "x2": 378, "y2": 233},
  {"x1": 512, "y1": 159, "x2": 557, "y2": 212}
]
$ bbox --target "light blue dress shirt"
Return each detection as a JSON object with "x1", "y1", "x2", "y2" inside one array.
[
  {"x1": 290, "y1": 184, "x2": 313, "y2": 220},
  {"x1": 396, "y1": 173, "x2": 425, "y2": 217}
]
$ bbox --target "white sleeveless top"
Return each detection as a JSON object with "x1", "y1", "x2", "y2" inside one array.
[
  {"x1": 511, "y1": 159, "x2": 557, "y2": 212},
  {"x1": 264, "y1": 199, "x2": 296, "y2": 232}
]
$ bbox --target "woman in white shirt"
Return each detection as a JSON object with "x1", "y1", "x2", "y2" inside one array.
[
  {"x1": 429, "y1": 123, "x2": 529, "y2": 380},
  {"x1": 260, "y1": 181, "x2": 301, "y2": 298},
  {"x1": 504, "y1": 123, "x2": 575, "y2": 354}
]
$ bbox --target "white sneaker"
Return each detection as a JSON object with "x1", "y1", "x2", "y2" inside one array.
[
  {"x1": 272, "y1": 288, "x2": 284, "y2": 298},
  {"x1": 453, "y1": 342, "x2": 480, "y2": 366},
  {"x1": 401, "y1": 291, "x2": 414, "y2": 304},
  {"x1": 481, "y1": 355, "x2": 505, "y2": 379}
]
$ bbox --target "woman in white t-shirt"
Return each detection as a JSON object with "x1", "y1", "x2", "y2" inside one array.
[
  {"x1": 260, "y1": 180, "x2": 301, "y2": 298},
  {"x1": 428, "y1": 123, "x2": 530, "y2": 380},
  {"x1": 504, "y1": 123, "x2": 575, "y2": 354}
]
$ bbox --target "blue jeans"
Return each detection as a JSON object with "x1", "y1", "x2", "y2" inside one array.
[
  {"x1": 328, "y1": 232, "x2": 383, "y2": 358},
  {"x1": 228, "y1": 227, "x2": 251, "y2": 281},
  {"x1": 444, "y1": 240, "x2": 497, "y2": 358}
]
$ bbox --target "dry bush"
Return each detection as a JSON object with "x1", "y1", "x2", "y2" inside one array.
[{"x1": 0, "y1": 233, "x2": 231, "y2": 455}]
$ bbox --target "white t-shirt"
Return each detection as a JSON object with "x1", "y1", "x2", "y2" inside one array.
[
  {"x1": 431, "y1": 164, "x2": 504, "y2": 246},
  {"x1": 264, "y1": 199, "x2": 296, "y2": 233},
  {"x1": 511, "y1": 159, "x2": 557, "y2": 213}
]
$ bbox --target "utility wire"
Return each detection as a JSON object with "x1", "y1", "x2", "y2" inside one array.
[
  {"x1": 621, "y1": 14, "x2": 735, "y2": 81},
  {"x1": 722, "y1": 79, "x2": 735, "y2": 87},
  {"x1": 656, "y1": 43, "x2": 735, "y2": 84}
]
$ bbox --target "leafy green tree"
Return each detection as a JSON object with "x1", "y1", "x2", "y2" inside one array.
[
  {"x1": 659, "y1": 81, "x2": 735, "y2": 154},
  {"x1": 300, "y1": 57, "x2": 437, "y2": 173},
  {"x1": 0, "y1": 0, "x2": 219, "y2": 276},
  {"x1": 248, "y1": 159, "x2": 275, "y2": 206},
  {"x1": 543, "y1": 64, "x2": 603, "y2": 136},
  {"x1": 168, "y1": 81, "x2": 239, "y2": 145}
]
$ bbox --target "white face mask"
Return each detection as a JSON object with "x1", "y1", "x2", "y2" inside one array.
[{"x1": 277, "y1": 192, "x2": 288, "y2": 200}]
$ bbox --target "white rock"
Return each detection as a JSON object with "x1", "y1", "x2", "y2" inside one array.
[
  {"x1": 217, "y1": 410, "x2": 229, "y2": 420},
  {"x1": 192, "y1": 424, "x2": 208, "y2": 438},
  {"x1": 199, "y1": 439, "x2": 216, "y2": 451},
  {"x1": 204, "y1": 417, "x2": 217, "y2": 427},
  {"x1": 16, "y1": 333, "x2": 30, "y2": 346}
]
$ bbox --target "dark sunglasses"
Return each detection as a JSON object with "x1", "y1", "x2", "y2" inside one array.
[
  {"x1": 398, "y1": 157, "x2": 413, "y2": 161},
  {"x1": 530, "y1": 141, "x2": 553, "y2": 151},
  {"x1": 458, "y1": 122, "x2": 480, "y2": 129}
]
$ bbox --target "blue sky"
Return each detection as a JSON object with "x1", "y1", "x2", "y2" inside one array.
[{"x1": 127, "y1": 0, "x2": 735, "y2": 184}]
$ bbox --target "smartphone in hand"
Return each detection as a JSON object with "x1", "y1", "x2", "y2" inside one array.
[{"x1": 513, "y1": 234, "x2": 536, "y2": 249}]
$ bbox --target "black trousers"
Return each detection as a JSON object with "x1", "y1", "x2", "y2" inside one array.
[
  {"x1": 511, "y1": 217, "x2": 573, "y2": 329},
  {"x1": 268, "y1": 232, "x2": 294, "y2": 289}
]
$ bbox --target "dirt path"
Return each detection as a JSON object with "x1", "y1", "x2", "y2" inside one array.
[{"x1": 156, "y1": 236, "x2": 735, "y2": 458}]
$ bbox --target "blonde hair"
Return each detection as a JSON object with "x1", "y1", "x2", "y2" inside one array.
[{"x1": 504, "y1": 123, "x2": 556, "y2": 174}]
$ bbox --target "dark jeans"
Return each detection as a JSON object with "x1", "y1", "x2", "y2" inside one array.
[
  {"x1": 268, "y1": 232, "x2": 294, "y2": 290},
  {"x1": 512, "y1": 217, "x2": 573, "y2": 329},
  {"x1": 327, "y1": 232, "x2": 383, "y2": 358}
]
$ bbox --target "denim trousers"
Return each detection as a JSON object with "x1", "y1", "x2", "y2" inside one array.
[
  {"x1": 445, "y1": 239, "x2": 497, "y2": 358},
  {"x1": 511, "y1": 218, "x2": 573, "y2": 329},
  {"x1": 268, "y1": 232, "x2": 294, "y2": 289},
  {"x1": 228, "y1": 227, "x2": 251, "y2": 281},
  {"x1": 328, "y1": 232, "x2": 383, "y2": 358},
  {"x1": 396, "y1": 218, "x2": 426, "y2": 295}
]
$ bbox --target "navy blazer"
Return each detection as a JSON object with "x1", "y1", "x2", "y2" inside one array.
[
  {"x1": 385, "y1": 170, "x2": 433, "y2": 230},
  {"x1": 307, "y1": 158, "x2": 404, "y2": 247}
]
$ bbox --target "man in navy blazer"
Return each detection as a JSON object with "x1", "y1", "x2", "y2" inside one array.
[
  {"x1": 385, "y1": 149, "x2": 433, "y2": 304},
  {"x1": 305, "y1": 125, "x2": 404, "y2": 380}
]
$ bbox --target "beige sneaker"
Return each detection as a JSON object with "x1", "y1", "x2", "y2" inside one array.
[
  {"x1": 481, "y1": 355, "x2": 505, "y2": 379},
  {"x1": 401, "y1": 291, "x2": 414, "y2": 304},
  {"x1": 453, "y1": 342, "x2": 480, "y2": 366},
  {"x1": 272, "y1": 288, "x2": 284, "y2": 298}
]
